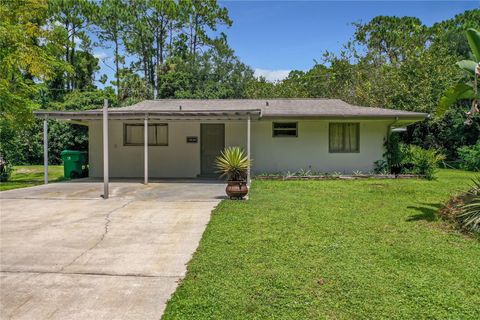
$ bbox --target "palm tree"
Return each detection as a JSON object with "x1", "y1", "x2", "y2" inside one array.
[{"x1": 437, "y1": 28, "x2": 480, "y2": 125}]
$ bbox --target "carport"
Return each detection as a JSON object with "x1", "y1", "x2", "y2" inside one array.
[{"x1": 35, "y1": 99, "x2": 260, "y2": 199}]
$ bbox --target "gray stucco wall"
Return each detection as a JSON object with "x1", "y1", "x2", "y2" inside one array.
[{"x1": 88, "y1": 119, "x2": 390, "y2": 178}]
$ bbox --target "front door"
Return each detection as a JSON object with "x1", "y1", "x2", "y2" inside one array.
[{"x1": 200, "y1": 124, "x2": 225, "y2": 177}]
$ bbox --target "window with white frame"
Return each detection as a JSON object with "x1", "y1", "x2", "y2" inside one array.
[
  {"x1": 272, "y1": 122, "x2": 298, "y2": 137},
  {"x1": 124, "y1": 123, "x2": 168, "y2": 146},
  {"x1": 329, "y1": 123, "x2": 359, "y2": 153}
]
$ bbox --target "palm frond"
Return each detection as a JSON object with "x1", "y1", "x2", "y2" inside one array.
[
  {"x1": 437, "y1": 83, "x2": 476, "y2": 116},
  {"x1": 457, "y1": 60, "x2": 478, "y2": 75},
  {"x1": 457, "y1": 176, "x2": 480, "y2": 233},
  {"x1": 466, "y1": 28, "x2": 480, "y2": 62}
]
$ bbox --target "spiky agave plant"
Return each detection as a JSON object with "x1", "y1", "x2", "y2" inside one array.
[
  {"x1": 215, "y1": 147, "x2": 251, "y2": 181},
  {"x1": 457, "y1": 177, "x2": 480, "y2": 233}
]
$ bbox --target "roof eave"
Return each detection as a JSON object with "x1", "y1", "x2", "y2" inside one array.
[
  {"x1": 34, "y1": 110, "x2": 427, "y2": 122},
  {"x1": 33, "y1": 109, "x2": 262, "y2": 121}
]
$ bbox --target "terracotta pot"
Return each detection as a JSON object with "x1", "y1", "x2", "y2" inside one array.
[{"x1": 226, "y1": 180, "x2": 248, "y2": 199}]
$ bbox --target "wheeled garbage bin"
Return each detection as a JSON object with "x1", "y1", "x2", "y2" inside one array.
[{"x1": 60, "y1": 150, "x2": 88, "y2": 179}]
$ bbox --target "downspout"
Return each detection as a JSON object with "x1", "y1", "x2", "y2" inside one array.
[
  {"x1": 386, "y1": 117, "x2": 400, "y2": 177},
  {"x1": 387, "y1": 116, "x2": 400, "y2": 136},
  {"x1": 385, "y1": 116, "x2": 400, "y2": 155}
]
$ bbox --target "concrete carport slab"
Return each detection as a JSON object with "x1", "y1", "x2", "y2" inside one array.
[
  {"x1": 0, "y1": 179, "x2": 226, "y2": 201},
  {"x1": 0, "y1": 181, "x2": 225, "y2": 319}
]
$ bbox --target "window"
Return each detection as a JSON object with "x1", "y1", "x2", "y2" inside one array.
[
  {"x1": 124, "y1": 124, "x2": 168, "y2": 146},
  {"x1": 272, "y1": 122, "x2": 298, "y2": 137},
  {"x1": 329, "y1": 123, "x2": 359, "y2": 153}
]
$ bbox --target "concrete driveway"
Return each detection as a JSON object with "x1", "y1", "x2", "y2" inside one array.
[{"x1": 0, "y1": 180, "x2": 225, "y2": 319}]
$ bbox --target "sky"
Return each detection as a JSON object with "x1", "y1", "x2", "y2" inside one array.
[{"x1": 93, "y1": 0, "x2": 479, "y2": 84}]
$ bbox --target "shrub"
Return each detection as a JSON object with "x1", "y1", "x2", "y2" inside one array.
[
  {"x1": 401, "y1": 145, "x2": 445, "y2": 179},
  {"x1": 457, "y1": 141, "x2": 480, "y2": 171},
  {"x1": 373, "y1": 159, "x2": 388, "y2": 174},
  {"x1": 0, "y1": 155, "x2": 12, "y2": 182},
  {"x1": 456, "y1": 177, "x2": 480, "y2": 233},
  {"x1": 0, "y1": 120, "x2": 88, "y2": 166}
]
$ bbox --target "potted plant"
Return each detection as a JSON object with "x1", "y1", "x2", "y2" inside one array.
[{"x1": 215, "y1": 147, "x2": 251, "y2": 199}]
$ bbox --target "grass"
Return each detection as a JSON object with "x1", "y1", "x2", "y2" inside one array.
[
  {"x1": 0, "y1": 165, "x2": 65, "y2": 191},
  {"x1": 163, "y1": 169, "x2": 480, "y2": 319}
]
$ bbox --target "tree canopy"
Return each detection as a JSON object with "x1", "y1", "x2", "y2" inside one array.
[{"x1": 0, "y1": 1, "x2": 478, "y2": 165}]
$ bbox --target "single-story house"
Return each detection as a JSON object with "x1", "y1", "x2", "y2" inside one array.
[{"x1": 35, "y1": 99, "x2": 427, "y2": 181}]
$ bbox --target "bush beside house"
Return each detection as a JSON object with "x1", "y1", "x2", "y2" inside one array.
[
  {"x1": 400, "y1": 145, "x2": 446, "y2": 179},
  {"x1": 377, "y1": 133, "x2": 445, "y2": 179},
  {"x1": 457, "y1": 140, "x2": 480, "y2": 171}
]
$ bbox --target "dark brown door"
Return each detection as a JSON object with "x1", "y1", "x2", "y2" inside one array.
[{"x1": 200, "y1": 124, "x2": 225, "y2": 177}]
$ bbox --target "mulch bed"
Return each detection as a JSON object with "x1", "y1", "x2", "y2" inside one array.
[
  {"x1": 438, "y1": 192, "x2": 480, "y2": 237},
  {"x1": 438, "y1": 194, "x2": 466, "y2": 223}
]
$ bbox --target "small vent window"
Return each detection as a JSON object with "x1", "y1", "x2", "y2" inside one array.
[{"x1": 272, "y1": 122, "x2": 298, "y2": 137}]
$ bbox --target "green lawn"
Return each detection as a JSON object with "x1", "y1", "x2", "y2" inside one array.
[
  {"x1": 163, "y1": 170, "x2": 480, "y2": 319},
  {"x1": 0, "y1": 165, "x2": 65, "y2": 191}
]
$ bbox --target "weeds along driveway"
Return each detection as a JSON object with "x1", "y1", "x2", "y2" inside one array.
[{"x1": 0, "y1": 181, "x2": 225, "y2": 320}]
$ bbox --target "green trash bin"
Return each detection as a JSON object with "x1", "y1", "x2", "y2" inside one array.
[{"x1": 61, "y1": 150, "x2": 87, "y2": 179}]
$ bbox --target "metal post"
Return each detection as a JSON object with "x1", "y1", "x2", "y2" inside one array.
[
  {"x1": 43, "y1": 117, "x2": 48, "y2": 184},
  {"x1": 103, "y1": 99, "x2": 109, "y2": 199},
  {"x1": 247, "y1": 114, "x2": 251, "y2": 185},
  {"x1": 144, "y1": 116, "x2": 148, "y2": 184}
]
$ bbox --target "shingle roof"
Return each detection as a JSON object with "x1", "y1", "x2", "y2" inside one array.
[
  {"x1": 34, "y1": 99, "x2": 428, "y2": 121},
  {"x1": 119, "y1": 99, "x2": 427, "y2": 119}
]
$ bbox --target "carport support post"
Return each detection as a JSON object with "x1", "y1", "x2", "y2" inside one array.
[
  {"x1": 43, "y1": 117, "x2": 48, "y2": 184},
  {"x1": 103, "y1": 99, "x2": 109, "y2": 199},
  {"x1": 247, "y1": 114, "x2": 251, "y2": 185},
  {"x1": 144, "y1": 116, "x2": 148, "y2": 184}
]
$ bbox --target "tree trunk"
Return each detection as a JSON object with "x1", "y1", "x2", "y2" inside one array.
[
  {"x1": 149, "y1": 56, "x2": 155, "y2": 90},
  {"x1": 115, "y1": 32, "x2": 120, "y2": 102},
  {"x1": 159, "y1": 17, "x2": 165, "y2": 65},
  {"x1": 169, "y1": 22, "x2": 173, "y2": 52},
  {"x1": 71, "y1": 24, "x2": 76, "y2": 90},
  {"x1": 189, "y1": 21, "x2": 194, "y2": 55},
  {"x1": 155, "y1": 28, "x2": 160, "y2": 98},
  {"x1": 65, "y1": 21, "x2": 70, "y2": 91},
  {"x1": 192, "y1": 14, "x2": 199, "y2": 59}
]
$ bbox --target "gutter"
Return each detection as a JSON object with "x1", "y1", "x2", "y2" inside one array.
[
  {"x1": 260, "y1": 116, "x2": 427, "y2": 122},
  {"x1": 260, "y1": 113, "x2": 428, "y2": 120}
]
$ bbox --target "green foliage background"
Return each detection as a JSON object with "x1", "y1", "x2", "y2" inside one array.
[
  {"x1": 245, "y1": 12, "x2": 480, "y2": 165},
  {"x1": 0, "y1": 1, "x2": 478, "y2": 167}
]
